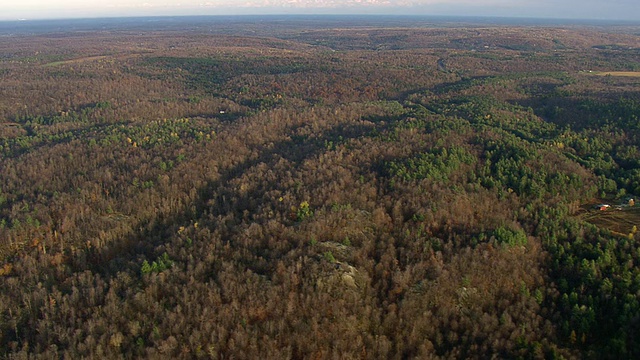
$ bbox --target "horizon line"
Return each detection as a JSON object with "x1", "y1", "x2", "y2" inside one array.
[{"x1": 2, "y1": 13, "x2": 640, "y2": 24}]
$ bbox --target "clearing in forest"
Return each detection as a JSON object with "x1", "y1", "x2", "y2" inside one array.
[
  {"x1": 591, "y1": 71, "x2": 640, "y2": 77},
  {"x1": 43, "y1": 55, "x2": 108, "y2": 67},
  {"x1": 580, "y1": 204, "x2": 640, "y2": 236}
]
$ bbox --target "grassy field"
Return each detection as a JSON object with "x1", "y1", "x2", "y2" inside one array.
[
  {"x1": 580, "y1": 205, "x2": 640, "y2": 236},
  {"x1": 42, "y1": 55, "x2": 108, "y2": 67},
  {"x1": 591, "y1": 71, "x2": 640, "y2": 77}
]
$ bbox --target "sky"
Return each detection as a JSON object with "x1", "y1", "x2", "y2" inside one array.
[{"x1": 1, "y1": 0, "x2": 639, "y2": 21}]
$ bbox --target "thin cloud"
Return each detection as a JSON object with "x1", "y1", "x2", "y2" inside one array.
[
  {"x1": 1, "y1": 0, "x2": 637, "y2": 21},
  {"x1": 196, "y1": 0, "x2": 528, "y2": 7}
]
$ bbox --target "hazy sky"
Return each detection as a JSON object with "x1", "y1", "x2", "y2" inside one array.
[{"x1": 1, "y1": 0, "x2": 639, "y2": 21}]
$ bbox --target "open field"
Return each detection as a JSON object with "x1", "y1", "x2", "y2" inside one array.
[
  {"x1": 592, "y1": 71, "x2": 640, "y2": 77},
  {"x1": 580, "y1": 205, "x2": 640, "y2": 236},
  {"x1": 42, "y1": 55, "x2": 108, "y2": 67}
]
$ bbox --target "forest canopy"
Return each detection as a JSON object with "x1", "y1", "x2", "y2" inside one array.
[{"x1": 1, "y1": 17, "x2": 640, "y2": 358}]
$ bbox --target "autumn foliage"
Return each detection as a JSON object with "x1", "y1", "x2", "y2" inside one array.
[{"x1": 1, "y1": 17, "x2": 640, "y2": 358}]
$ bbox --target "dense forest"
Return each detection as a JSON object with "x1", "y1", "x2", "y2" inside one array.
[{"x1": 1, "y1": 17, "x2": 640, "y2": 358}]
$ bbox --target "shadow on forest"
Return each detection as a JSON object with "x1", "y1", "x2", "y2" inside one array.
[
  {"x1": 76, "y1": 115, "x2": 380, "y2": 280},
  {"x1": 512, "y1": 89, "x2": 640, "y2": 132},
  {"x1": 3, "y1": 121, "x2": 131, "y2": 159},
  {"x1": 429, "y1": 76, "x2": 495, "y2": 95}
]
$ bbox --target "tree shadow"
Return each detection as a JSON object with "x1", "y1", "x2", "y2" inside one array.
[{"x1": 74, "y1": 114, "x2": 384, "y2": 280}]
